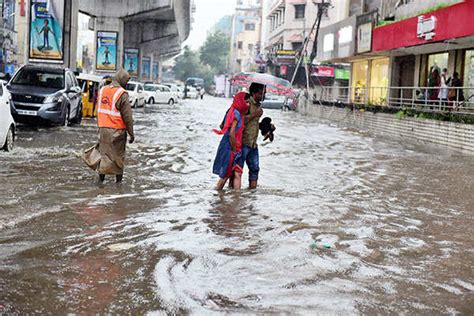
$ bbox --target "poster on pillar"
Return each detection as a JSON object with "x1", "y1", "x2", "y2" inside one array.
[
  {"x1": 142, "y1": 57, "x2": 151, "y2": 80},
  {"x1": 124, "y1": 48, "x2": 139, "y2": 77},
  {"x1": 96, "y1": 31, "x2": 118, "y2": 71},
  {"x1": 29, "y1": 0, "x2": 65, "y2": 61},
  {"x1": 152, "y1": 62, "x2": 159, "y2": 82}
]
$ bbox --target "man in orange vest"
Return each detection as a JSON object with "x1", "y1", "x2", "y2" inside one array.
[{"x1": 94, "y1": 69, "x2": 134, "y2": 183}]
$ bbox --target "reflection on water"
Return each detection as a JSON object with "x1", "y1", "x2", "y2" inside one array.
[{"x1": 0, "y1": 97, "x2": 473, "y2": 314}]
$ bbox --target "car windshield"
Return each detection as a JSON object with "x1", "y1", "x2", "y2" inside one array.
[
  {"x1": 11, "y1": 68, "x2": 64, "y2": 89},
  {"x1": 126, "y1": 83, "x2": 136, "y2": 91},
  {"x1": 144, "y1": 85, "x2": 157, "y2": 92}
]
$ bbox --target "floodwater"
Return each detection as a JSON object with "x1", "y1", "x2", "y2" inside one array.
[{"x1": 0, "y1": 96, "x2": 473, "y2": 314}]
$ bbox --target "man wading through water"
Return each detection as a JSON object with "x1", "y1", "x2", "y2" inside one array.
[
  {"x1": 82, "y1": 69, "x2": 135, "y2": 183},
  {"x1": 242, "y1": 83, "x2": 264, "y2": 189}
]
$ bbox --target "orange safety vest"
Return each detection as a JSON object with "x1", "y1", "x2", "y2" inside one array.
[{"x1": 97, "y1": 85, "x2": 127, "y2": 129}]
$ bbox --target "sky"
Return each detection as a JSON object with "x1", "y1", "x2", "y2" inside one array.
[{"x1": 183, "y1": 0, "x2": 236, "y2": 50}]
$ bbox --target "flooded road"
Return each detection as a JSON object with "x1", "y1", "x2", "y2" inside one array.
[{"x1": 1, "y1": 96, "x2": 473, "y2": 314}]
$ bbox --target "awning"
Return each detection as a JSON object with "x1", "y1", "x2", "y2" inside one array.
[{"x1": 288, "y1": 33, "x2": 303, "y2": 43}]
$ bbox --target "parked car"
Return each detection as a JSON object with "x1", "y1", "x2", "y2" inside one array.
[
  {"x1": 185, "y1": 86, "x2": 199, "y2": 99},
  {"x1": 144, "y1": 84, "x2": 178, "y2": 105},
  {"x1": 162, "y1": 83, "x2": 182, "y2": 100},
  {"x1": 261, "y1": 94, "x2": 296, "y2": 110},
  {"x1": 0, "y1": 80, "x2": 15, "y2": 151},
  {"x1": 8, "y1": 65, "x2": 82, "y2": 126},
  {"x1": 126, "y1": 81, "x2": 146, "y2": 108}
]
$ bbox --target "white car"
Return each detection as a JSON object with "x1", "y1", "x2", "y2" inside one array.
[
  {"x1": 126, "y1": 81, "x2": 146, "y2": 108},
  {"x1": 0, "y1": 80, "x2": 15, "y2": 151},
  {"x1": 185, "y1": 86, "x2": 199, "y2": 99},
  {"x1": 144, "y1": 84, "x2": 178, "y2": 105},
  {"x1": 163, "y1": 83, "x2": 182, "y2": 100}
]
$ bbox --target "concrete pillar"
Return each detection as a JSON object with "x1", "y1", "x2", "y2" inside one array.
[
  {"x1": 93, "y1": 16, "x2": 124, "y2": 75},
  {"x1": 63, "y1": 0, "x2": 78, "y2": 70}
]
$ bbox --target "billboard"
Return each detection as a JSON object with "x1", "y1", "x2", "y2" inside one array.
[
  {"x1": 152, "y1": 62, "x2": 159, "y2": 81},
  {"x1": 142, "y1": 57, "x2": 151, "y2": 80},
  {"x1": 29, "y1": 0, "x2": 64, "y2": 61},
  {"x1": 124, "y1": 48, "x2": 139, "y2": 77},
  {"x1": 96, "y1": 31, "x2": 118, "y2": 71}
]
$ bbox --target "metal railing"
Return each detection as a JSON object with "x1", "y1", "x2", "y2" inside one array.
[{"x1": 313, "y1": 85, "x2": 474, "y2": 115}]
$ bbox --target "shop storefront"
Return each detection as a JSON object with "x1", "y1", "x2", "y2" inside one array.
[{"x1": 373, "y1": 0, "x2": 474, "y2": 103}]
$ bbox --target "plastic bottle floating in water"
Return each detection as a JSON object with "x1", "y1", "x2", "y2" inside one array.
[{"x1": 310, "y1": 242, "x2": 332, "y2": 251}]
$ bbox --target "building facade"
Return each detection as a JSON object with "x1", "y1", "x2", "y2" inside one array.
[
  {"x1": 315, "y1": 0, "x2": 474, "y2": 107},
  {"x1": 229, "y1": 0, "x2": 263, "y2": 73},
  {"x1": 263, "y1": 0, "x2": 347, "y2": 82}
]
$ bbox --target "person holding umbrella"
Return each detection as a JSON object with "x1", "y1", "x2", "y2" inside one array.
[{"x1": 241, "y1": 83, "x2": 265, "y2": 189}]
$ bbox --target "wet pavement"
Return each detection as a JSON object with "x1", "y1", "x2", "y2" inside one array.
[{"x1": 0, "y1": 96, "x2": 473, "y2": 314}]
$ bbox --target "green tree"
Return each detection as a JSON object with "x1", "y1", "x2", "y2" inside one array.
[
  {"x1": 173, "y1": 45, "x2": 201, "y2": 81},
  {"x1": 199, "y1": 31, "x2": 230, "y2": 75}
]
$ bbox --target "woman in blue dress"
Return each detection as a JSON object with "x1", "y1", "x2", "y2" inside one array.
[{"x1": 213, "y1": 92, "x2": 250, "y2": 190}]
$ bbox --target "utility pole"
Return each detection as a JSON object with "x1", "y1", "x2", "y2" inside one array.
[{"x1": 290, "y1": 0, "x2": 331, "y2": 86}]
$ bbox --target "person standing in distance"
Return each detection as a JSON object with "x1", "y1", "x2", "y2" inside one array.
[{"x1": 241, "y1": 83, "x2": 265, "y2": 189}]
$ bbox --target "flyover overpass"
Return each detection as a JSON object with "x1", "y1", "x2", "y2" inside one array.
[{"x1": 55, "y1": 0, "x2": 191, "y2": 80}]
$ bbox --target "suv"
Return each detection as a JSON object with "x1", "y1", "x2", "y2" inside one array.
[{"x1": 8, "y1": 65, "x2": 82, "y2": 125}]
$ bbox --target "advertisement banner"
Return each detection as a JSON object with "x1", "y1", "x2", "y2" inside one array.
[
  {"x1": 29, "y1": 0, "x2": 64, "y2": 61},
  {"x1": 124, "y1": 48, "x2": 139, "y2": 77},
  {"x1": 276, "y1": 49, "x2": 296, "y2": 65},
  {"x1": 96, "y1": 31, "x2": 118, "y2": 71},
  {"x1": 142, "y1": 57, "x2": 151, "y2": 79},
  {"x1": 152, "y1": 62, "x2": 159, "y2": 81},
  {"x1": 335, "y1": 68, "x2": 350, "y2": 80},
  {"x1": 312, "y1": 65, "x2": 335, "y2": 77}
]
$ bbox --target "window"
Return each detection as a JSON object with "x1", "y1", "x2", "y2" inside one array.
[
  {"x1": 245, "y1": 23, "x2": 255, "y2": 31},
  {"x1": 294, "y1": 4, "x2": 305, "y2": 19},
  {"x1": 369, "y1": 58, "x2": 389, "y2": 105},
  {"x1": 238, "y1": 41, "x2": 243, "y2": 49},
  {"x1": 292, "y1": 42, "x2": 302, "y2": 51},
  {"x1": 352, "y1": 60, "x2": 368, "y2": 103}
]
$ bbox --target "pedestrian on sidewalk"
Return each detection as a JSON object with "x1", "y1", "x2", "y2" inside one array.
[
  {"x1": 438, "y1": 68, "x2": 450, "y2": 109},
  {"x1": 212, "y1": 92, "x2": 250, "y2": 190},
  {"x1": 82, "y1": 69, "x2": 135, "y2": 183},
  {"x1": 241, "y1": 83, "x2": 265, "y2": 189}
]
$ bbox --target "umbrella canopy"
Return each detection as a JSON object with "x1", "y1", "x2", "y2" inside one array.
[{"x1": 231, "y1": 72, "x2": 295, "y2": 96}]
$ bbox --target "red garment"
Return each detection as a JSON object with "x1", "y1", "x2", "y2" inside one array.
[{"x1": 213, "y1": 92, "x2": 249, "y2": 136}]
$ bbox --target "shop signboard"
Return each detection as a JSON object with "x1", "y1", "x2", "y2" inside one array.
[
  {"x1": 318, "y1": 15, "x2": 356, "y2": 60},
  {"x1": 276, "y1": 49, "x2": 296, "y2": 65},
  {"x1": 357, "y1": 22, "x2": 372, "y2": 53},
  {"x1": 417, "y1": 15, "x2": 436, "y2": 41},
  {"x1": 29, "y1": 0, "x2": 65, "y2": 61},
  {"x1": 312, "y1": 65, "x2": 335, "y2": 77},
  {"x1": 142, "y1": 57, "x2": 151, "y2": 79},
  {"x1": 96, "y1": 31, "x2": 118, "y2": 71},
  {"x1": 373, "y1": 1, "x2": 474, "y2": 52},
  {"x1": 338, "y1": 25, "x2": 353, "y2": 58},
  {"x1": 123, "y1": 48, "x2": 139, "y2": 77},
  {"x1": 153, "y1": 62, "x2": 159, "y2": 81},
  {"x1": 335, "y1": 68, "x2": 350, "y2": 80}
]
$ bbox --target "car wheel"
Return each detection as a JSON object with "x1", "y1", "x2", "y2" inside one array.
[
  {"x1": 3, "y1": 125, "x2": 14, "y2": 152},
  {"x1": 133, "y1": 100, "x2": 138, "y2": 108},
  {"x1": 168, "y1": 98, "x2": 174, "y2": 105},
  {"x1": 150, "y1": 97, "x2": 155, "y2": 104}
]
